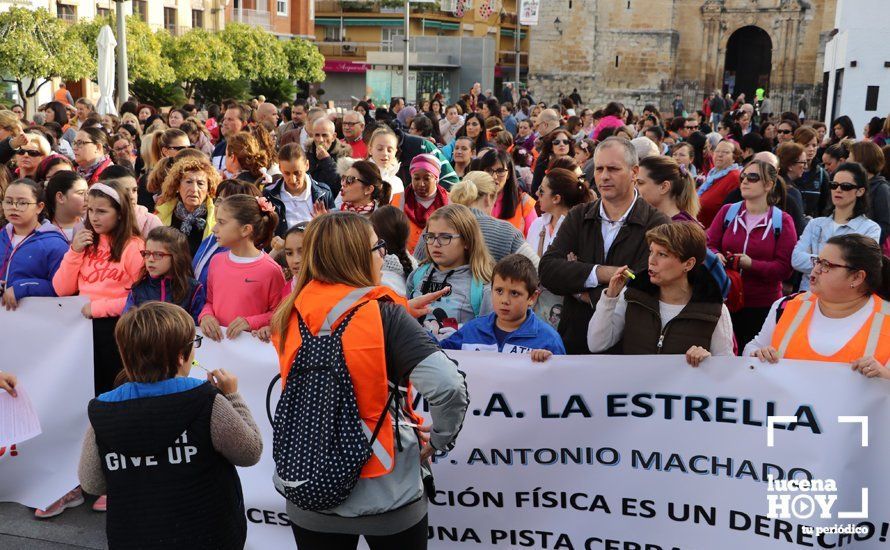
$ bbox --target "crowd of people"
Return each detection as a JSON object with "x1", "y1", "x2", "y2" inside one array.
[{"x1": 1, "y1": 83, "x2": 889, "y2": 549}]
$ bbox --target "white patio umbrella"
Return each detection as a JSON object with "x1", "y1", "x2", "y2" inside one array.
[{"x1": 96, "y1": 25, "x2": 118, "y2": 116}]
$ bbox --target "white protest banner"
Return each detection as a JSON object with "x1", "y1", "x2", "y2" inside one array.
[
  {"x1": 0, "y1": 297, "x2": 93, "y2": 510},
  {"x1": 3, "y1": 311, "x2": 889, "y2": 549},
  {"x1": 191, "y1": 338, "x2": 890, "y2": 550},
  {"x1": 519, "y1": 0, "x2": 539, "y2": 26}
]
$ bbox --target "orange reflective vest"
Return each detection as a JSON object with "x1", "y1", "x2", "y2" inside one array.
[
  {"x1": 273, "y1": 280, "x2": 417, "y2": 478},
  {"x1": 771, "y1": 292, "x2": 890, "y2": 364}
]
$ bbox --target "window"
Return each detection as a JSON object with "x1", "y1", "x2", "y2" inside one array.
[
  {"x1": 382, "y1": 28, "x2": 404, "y2": 52},
  {"x1": 56, "y1": 4, "x2": 77, "y2": 24},
  {"x1": 325, "y1": 26, "x2": 343, "y2": 41},
  {"x1": 96, "y1": 6, "x2": 110, "y2": 18},
  {"x1": 133, "y1": 1, "x2": 148, "y2": 22},
  {"x1": 277, "y1": 0, "x2": 288, "y2": 15},
  {"x1": 164, "y1": 7, "x2": 177, "y2": 34},
  {"x1": 866, "y1": 86, "x2": 880, "y2": 112},
  {"x1": 192, "y1": 9, "x2": 204, "y2": 28}
]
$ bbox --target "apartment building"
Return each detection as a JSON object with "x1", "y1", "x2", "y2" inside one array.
[
  {"x1": 225, "y1": 0, "x2": 314, "y2": 38},
  {"x1": 314, "y1": 0, "x2": 529, "y2": 106}
]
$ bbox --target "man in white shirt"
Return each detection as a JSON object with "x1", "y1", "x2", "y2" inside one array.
[{"x1": 539, "y1": 137, "x2": 670, "y2": 353}]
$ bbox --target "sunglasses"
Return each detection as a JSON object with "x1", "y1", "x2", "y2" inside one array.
[
  {"x1": 14, "y1": 149, "x2": 42, "y2": 157},
  {"x1": 777, "y1": 129, "x2": 793, "y2": 135},
  {"x1": 829, "y1": 181, "x2": 860, "y2": 192},
  {"x1": 742, "y1": 173, "x2": 762, "y2": 182},
  {"x1": 341, "y1": 175, "x2": 367, "y2": 186},
  {"x1": 552, "y1": 139, "x2": 571, "y2": 146}
]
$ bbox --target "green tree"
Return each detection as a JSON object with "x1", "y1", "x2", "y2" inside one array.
[
  {"x1": 164, "y1": 28, "x2": 239, "y2": 100},
  {"x1": 70, "y1": 15, "x2": 174, "y2": 86},
  {"x1": 194, "y1": 78, "x2": 251, "y2": 106},
  {"x1": 130, "y1": 79, "x2": 186, "y2": 107},
  {"x1": 283, "y1": 38, "x2": 326, "y2": 84},
  {"x1": 0, "y1": 8, "x2": 93, "y2": 114},
  {"x1": 250, "y1": 77, "x2": 297, "y2": 105},
  {"x1": 219, "y1": 23, "x2": 288, "y2": 82}
]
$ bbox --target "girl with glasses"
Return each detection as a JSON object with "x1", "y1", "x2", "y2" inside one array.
[
  {"x1": 408, "y1": 204, "x2": 493, "y2": 340},
  {"x1": 124, "y1": 226, "x2": 206, "y2": 323},
  {"x1": 0, "y1": 178, "x2": 68, "y2": 310},
  {"x1": 791, "y1": 163, "x2": 880, "y2": 291},
  {"x1": 747, "y1": 233, "x2": 890, "y2": 380},
  {"x1": 706, "y1": 160, "x2": 797, "y2": 350}
]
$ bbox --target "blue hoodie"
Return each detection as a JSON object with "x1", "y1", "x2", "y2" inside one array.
[
  {"x1": 0, "y1": 220, "x2": 69, "y2": 299},
  {"x1": 124, "y1": 275, "x2": 206, "y2": 323},
  {"x1": 440, "y1": 309, "x2": 566, "y2": 355},
  {"x1": 192, "y1": 235, "x2": 227, "y2": 288}
]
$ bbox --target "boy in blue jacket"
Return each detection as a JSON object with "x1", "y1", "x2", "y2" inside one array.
[{"x1": 441, "y1": 254, "x2": 565, "y2": 360}]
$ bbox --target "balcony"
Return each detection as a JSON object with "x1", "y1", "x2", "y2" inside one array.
[
  {"x1": 317, "y1": 41, "x2": 380, "y2": 58},
  {"x1": 317, "y1": 0, "x2": 443, "y2": 14},
  {"x1": 234, "y1": 8, "x2": 273, "y2": 30}
]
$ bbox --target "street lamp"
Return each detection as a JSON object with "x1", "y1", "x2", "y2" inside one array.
[
  {"x1": 553, "y1": 17, "x2": 563, "y2": 36},
  {"x1": 113, "y1": 0, "x2": 129, "y2": 107}
]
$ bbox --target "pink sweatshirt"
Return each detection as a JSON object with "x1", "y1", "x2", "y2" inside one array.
[
  {"x1": 52, "y1": 235, "x2": 145, "y2": 318},
  {"x1": 199, "y1": 252, "x2": 286, "y2": 330},
  {"x1": 135, "y1": 205, "x2": 163, "y2": 239}
]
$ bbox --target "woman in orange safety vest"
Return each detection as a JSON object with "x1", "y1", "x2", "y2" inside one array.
[
  {"x1": 745, "y1": 233, "x2": 890, "y2": 379},
  {"x1": 271, "y1": 211, "x2": 468, "y2": 548}
]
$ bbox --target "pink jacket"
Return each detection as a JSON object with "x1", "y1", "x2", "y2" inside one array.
[
  {"x1": 706, "y1": 204, "x2": 797, "y2": 308},
  {"x1": 199, "y1": 252, "x2": 286, "y2": 330},
  {"x1": 135, "y1": 205, "x2": 163, "y2": 239},
  {"x1": 52, "y1": 234, "x2": 145, "y2": 317}
]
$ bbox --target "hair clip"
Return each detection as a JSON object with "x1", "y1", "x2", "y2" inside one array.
[{"x1": 256, "y1": 196, "x2": 275, "y2": 214}]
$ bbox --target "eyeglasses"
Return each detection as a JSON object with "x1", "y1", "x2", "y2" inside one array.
[
  {"x1": 422, "y1": 233, "x2": 462, "y2": 246},
  {"x1": 485, "y1": 167, "x2": 508, "y2": 177},
  {"x1": 829, "y1": 181, "x2": 860, "y2": 192},
  {"x1": 371, "y1": 239, "x2": 387, "y2": 258},
  {"x1": 2, "y1": 199, "x2": 36, "y2": 209},
  {"x1": 552, "y1": 139, "x2": 571, "y2": 146},
  {"x1": 795, "y1": 160, "x2": 809, "y2": 166},
  {"x1": 341, "y1": 175, "x2": 367, "y2": 186},
  {"x1": 192, "y1": 334, "x2": 203, "y2": 349},
  {"x1": 14, "y1": 149, "x2": 42, "y2": 157},
  {"x1": 777, "y1": 129, "x2": 793, "y2": 135},
  {"x1": 140, "y1": 250, "x2": 173, "y2": 260},
  {"x1": 811, "y1": 257, "x2": 854, "y2": 273},
  {"x1": 742, "y1": 173, "x2": 762, "y2": 182},
  {"x1": 72, "y1": 140, "x2": 95, "y2": 148},
  {"x1": 164, "y1": 145, "x2": 189, "y2": 152}
]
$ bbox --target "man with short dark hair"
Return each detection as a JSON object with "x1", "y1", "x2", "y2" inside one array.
[
  {"x1": 211, "y1": 104, "x2": 248, "y2": 173},
  {"x1": 278, "y1": 98, "x2": 307, "y2": 137},
  {"x1": 539, "y1": 137, "x2": 669, "y2": 353}
]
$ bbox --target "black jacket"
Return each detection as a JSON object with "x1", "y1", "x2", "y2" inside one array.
[
  {"x1": 539, "y1": 197, "x2": 670, "y2": 354},
  {"x1": 307, "y1": 140, "x2": 351, "y2": 197},
  {"x1": 88, "y1": 382, "x2": 246, "y2": 550},
  {"x1": 263, "y1": 175, "x2": 334, "y2": 237},
  {"x1": 869, "y1": 175, "x2": 890, "y2": 243}
]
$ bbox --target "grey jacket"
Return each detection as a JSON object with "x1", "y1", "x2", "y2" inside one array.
[
  {"x1": 406, "y1": 264, "x2": 493, "y2": 341},
  {"x1": 281, "y1": 302, "x2": 469, "y2": 535}
]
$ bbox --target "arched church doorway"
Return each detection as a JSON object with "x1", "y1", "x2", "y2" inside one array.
[{"x1": 723, "y1": 26, "x2": 772, "y2": 101}]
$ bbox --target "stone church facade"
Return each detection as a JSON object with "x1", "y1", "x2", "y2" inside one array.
[{"x1": 528, "y1": 0, "x2": 835, "y2": 117}]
